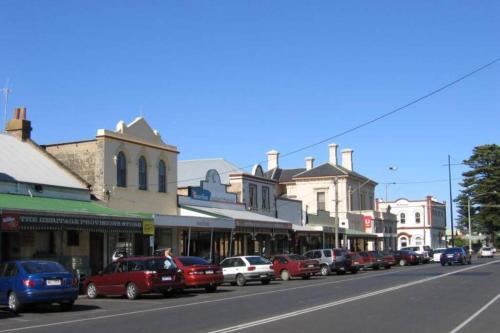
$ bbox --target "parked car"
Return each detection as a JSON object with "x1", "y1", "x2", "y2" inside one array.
[
  {"x1": 440, "y1": 247, "x2": 472, "y2": 266},
  {"x1": 219, "y1": 256, "x2": 274, "y2": 286},
  {"x1": 271, "y1": 254, "x2": 320, "y2": 280},
  {"x1": 303, "y1": 249, "x2": 362, "y2": 275},
  {"x1": 173, "y1": 256, "x2": 223, "y2": 292},
  {"x1": 84, "y1": 256, "x2": 183, "y2": 300},
  {"x1": 393, "y1": 250, "x2": 420, "y2": 266},
  {"x1": 431, "y1": 248, "x2": 447, "y2": 263},
  {"x1": 379, "y1": 251, "x2": 397, "y2": 267},
  {"x1": 478, "y1": 247, "x2": 494, "y2": 259},
  {"x1": 0, "y1": 260, "x2": 79, "y2": 313},
  {"x1": 400, "y1": 246, "x2": 430, "y2": 263},
  {"x1": 358, "y1": 251, "x2": 384, "y2": 270}
]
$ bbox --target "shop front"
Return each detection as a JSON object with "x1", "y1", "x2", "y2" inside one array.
[{"x1": 0, "y1": 195, "x2": 146, "y2": 277}]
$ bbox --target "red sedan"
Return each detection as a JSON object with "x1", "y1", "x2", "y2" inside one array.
[
  {"x1": 84, "y1": 256, "x2": 183, "y2": 300},
  {"x1": 173, "y1": 256, "x2": 223, "y2": 292},
  {"x1": 271, "y1": 254, "x2": 320, "y2": 280}
]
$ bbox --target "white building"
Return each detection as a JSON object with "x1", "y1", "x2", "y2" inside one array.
[{"x1": 378, "y1": 196, "x2": 446, "y2": 249}]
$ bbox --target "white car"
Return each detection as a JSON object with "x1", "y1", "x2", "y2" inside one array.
[
  {"x1": 219, "y1": 256, "x2": 275, "y2": 286},
  {"x1": 479, "y1": 247, "x2": 494, "y2": 258},
  {"x1": 431, "y1": 248, "x2": 447, "y2": 262}
]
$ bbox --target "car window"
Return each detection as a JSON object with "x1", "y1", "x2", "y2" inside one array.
[
  {"x1": 4, "y1": 263, "x2": 18, "y2": 277},
  {"x1": 483, "y1": 247, "x2": 491, "y2": 251},
  {"x1": 147, "y1": 258, "x2": 173, "y2": 270},
  {"x1": 178, "y1": 257, "x2": 210, "y2": 266},
  {"x1": 117, "y1": 261, "x2": 128, "y2": 272},
  {"x1": 334, "y1": 249, "x2": 343, "y2": 256},
  {"x1": 313, "y1": 251, "x2": 322, "y2": 259},
  {"x1": 288, "y1": 254, "x2": 307, "y2": 261},
  {"x1": 103, "y1": 262, "x2": 118, "y2": 274},
  {"x1": 128, "y1": 260, "x2": 146, "y2": 271},
  {"x1": 234, "y1": 258, "x2": 246, "y2": 267},
  {"x1": 304, "y1": 252, "x2": 313, "y2": 259},
  {"x1": 22, "y1": 261, "x2": 67, "y2": 274},
  {"x1": 323, "y1": 250, "x2": 332, "y2": 257},
  {"x1": 245, "y1": 257, "x2": 271, "y2": 265},
  {"x1": 220, "y1": 259, "x2": 231, "y2": 268}
]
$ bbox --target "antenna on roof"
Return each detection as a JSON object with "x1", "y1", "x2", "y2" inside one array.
[{"x1": 2, "y1": 79, "x2": 12, "y2": 133}]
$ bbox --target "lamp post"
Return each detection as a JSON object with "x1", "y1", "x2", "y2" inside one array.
[{"x1": 385, "y1": 166, "x2": 398, "y2": 202}]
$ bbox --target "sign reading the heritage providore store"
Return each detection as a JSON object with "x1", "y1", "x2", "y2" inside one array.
[{"x1": 1, "y1": 210, "x2": 142, "y2": 232}]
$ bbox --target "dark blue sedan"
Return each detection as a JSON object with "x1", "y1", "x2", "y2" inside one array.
[
  {"x1": 0, "y1": 260, "x2": 79, "y2": 313},
  {"x1": 440, "y1": 247, "x2": 472, "y2": 266}
]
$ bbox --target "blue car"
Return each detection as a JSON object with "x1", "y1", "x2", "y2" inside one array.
[
  {"x1": 0, "y1": 260, "x2": 79, "y2": 313},
  {"x1": 440, "y1": 247, "x2": 472, "y2": 266}
]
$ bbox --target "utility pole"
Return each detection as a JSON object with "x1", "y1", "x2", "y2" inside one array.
[
  {"x1": 448, "y1": 155, "x2": 455, "y2": 247},
  {"x1": 334, "y1": 178, "x2": 339, "y2": 248}
]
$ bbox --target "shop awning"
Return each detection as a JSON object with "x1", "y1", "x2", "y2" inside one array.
[
  {"x1": 154, "y1": 214, "x2": 235, "y2": 229},
  {"x1": 0, "y1": 194, "x2": 144, "y2": 233},
  {"x1": 345, "y1": 228, "x2": 378, "y2": 238},
  {"x1": 181, "y1": 205, "x2": 292, "y2": 230}
]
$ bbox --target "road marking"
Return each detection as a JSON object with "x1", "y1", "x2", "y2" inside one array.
[
  {"x1": 207, "y1": 260, "x2": 500, "y2": 333},
  {"x1": 448, "y1": 292, "x2": 500, "y2": 333},
  {"x1": 0, "y1": 261, "x2": 496, "y2": 332}
]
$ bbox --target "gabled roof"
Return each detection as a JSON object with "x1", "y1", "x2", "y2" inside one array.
[
  {"x1": 293, "y1": 163, "x2": 345, "y2": 178},
  {"x1": 264, "y1": 168, "x2": 306, "y2": 183},
  {"x1": 178, "y1": 158, "x2": 244, "y2": 187},
  {"x1": 0, "y1": 134, "x2": 87, "y2": 190}
]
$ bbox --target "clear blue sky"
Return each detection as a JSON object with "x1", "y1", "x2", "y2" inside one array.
[{"x1": 2, "y1": 1, "x2": 499, "y2": 222}]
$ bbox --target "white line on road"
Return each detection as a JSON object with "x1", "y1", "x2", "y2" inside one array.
[
  {"x1": 1, "y1": 261, "x2": 497, "y2": 333},
  {"x1": 448, "y1": 292, "x2": 500, "y2": 333},
  {"x1": 207, "y1": 260, "x2": 500, "y2": 333}
]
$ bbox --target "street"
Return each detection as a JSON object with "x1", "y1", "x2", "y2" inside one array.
[{"x1": 1, "y1": 257, "x2": 499, "y2": 333}]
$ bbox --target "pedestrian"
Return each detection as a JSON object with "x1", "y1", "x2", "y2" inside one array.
[{"x1": 164, "y1": 248, "x2": 174, "y2": 269}]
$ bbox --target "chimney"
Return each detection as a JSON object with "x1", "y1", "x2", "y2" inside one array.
[
  {"x1": 328, "y1": 143, "x2": 338, "y2": 165},
  {"x1": 341, "y1": 148, "x2": 353, "y2": 171},
  {"x1": 267, "y1": 150, "x2": 279, "y2": 171},
  {"x1": 305, "y1": 157, "x2": 314, "y2": 170},
  {"x1": 5, "y1": 107, "x2": 32, "y2": 141}
]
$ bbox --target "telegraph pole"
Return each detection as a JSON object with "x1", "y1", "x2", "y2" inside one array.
[{"x1": 448, "y1": 155, "x2": 455, "y2": 247}]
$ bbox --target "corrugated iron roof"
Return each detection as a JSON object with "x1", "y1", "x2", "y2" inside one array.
[{"x1": 178, "y1": 158, "x2": 244, "y2": 187}]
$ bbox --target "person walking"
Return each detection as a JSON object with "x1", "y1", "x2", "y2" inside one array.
[{"x1": 164, "y1": 248, "x2": 174, "y2": 269}]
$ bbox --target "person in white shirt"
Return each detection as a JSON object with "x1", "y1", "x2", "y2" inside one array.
[{"x1": 164, "y1": 248, "x2": 174, "y2": 269}]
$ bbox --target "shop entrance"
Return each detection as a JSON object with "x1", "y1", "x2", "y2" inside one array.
[{"x1": 90, "y1": 232, "x2": 104, "y2": 275}]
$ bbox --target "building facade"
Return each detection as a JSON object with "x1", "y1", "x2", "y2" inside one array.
[{"x1": 378, "y1": 196, "x2": 447, "y2": 249}]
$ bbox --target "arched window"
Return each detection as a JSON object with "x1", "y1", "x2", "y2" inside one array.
[
  {"x1": 400, "y1": 236, "x2": 408, "y2": 248},
  {"x1": 158, "y1": 160, "x2": 166, "y2": 193},
  {"x1": 400, "y1": 213, "x2": 406, "y2": 224},
  {"x1": 117, "y1": 152, "x2": 127, "y2": 187},
  {"x1": 415, "y1": 212, "x2": 421, "y2": 223},
  {"x1": 415, "y1": 236, "x2": 423, "y2": 246},
  {"x1": 139, "y1": 156, "x2": 148, "y2": 190}
]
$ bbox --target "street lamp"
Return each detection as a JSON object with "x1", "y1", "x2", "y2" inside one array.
[
  {"x1": 467, "y1": 191, "x2": 497, "y2": 254},
  {"x1": 385, "y1": 166, "x2": 398, "y2": 202}
]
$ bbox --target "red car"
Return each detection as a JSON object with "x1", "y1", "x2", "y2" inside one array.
[
  {"x1": 173, "y1": 256, "x2": 223, "y2": 292},
  {"x1": 369, "y1": 251, "x2": 391, "y2": 269},
  {"x1": 358, "y1": 251, "x2": 384, "y2": 270},
  {"x1": 84, "y1": 256, "x2": 183, "y2": 300},
  {"x1": 271, "y1": 254, "x2": 320, "y2": 280},
  {"x1": 381, "y1": 251, "x2": 397, "y2": 266}
]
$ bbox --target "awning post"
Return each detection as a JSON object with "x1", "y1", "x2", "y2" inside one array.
[
  {"x1": 209, "y1": 228, "x2": 214, "y2": 262},
  {"x1": 187, "y1": 227, "x2": 191, "y2": 256}
]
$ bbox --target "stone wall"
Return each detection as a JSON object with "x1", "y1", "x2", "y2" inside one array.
[{"x1": 45, "y1": 140, "x2": 98, "y2": 187}]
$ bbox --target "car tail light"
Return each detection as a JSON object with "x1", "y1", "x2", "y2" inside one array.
[
  {"x1": 188, "y1": 270, "x2": 204, "y2": 275},
  {"x1": 23, "y1": 279, "x2": 35, "y2": 288},
  {"x1": 247, "y1": 266, "x2": 256, "y2": 271},
  {"x1": 144, "y1": 270, "x2": 158, "y2": 275}
]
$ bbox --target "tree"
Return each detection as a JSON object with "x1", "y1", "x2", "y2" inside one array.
[{"x1": 456, "y1": 144, "x2": 500, "y2": 245}]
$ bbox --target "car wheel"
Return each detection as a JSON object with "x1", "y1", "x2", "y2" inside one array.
[
  {"x1": 399, "y1": 259, "x2": 406, "y2": 266},
  {"x1": 280, "y1": 269, "x2": 290, "y2": 281},
  {"x1": 320, "y1": 265, "x2": 329, "y2": 276},
  {"x1": 8, "y1": 292, "x2": 22, "y2": 313},
  {"x1": 60, "y1": 301, "x2": 74, "y2": 311},
  {"x1": 236, "y1": 274, "x2": 246, "y2": 287},
  {"x1": 261, "y1": 279, "x2": 271, "y2": 285},
  {"x1": 126, "y1": 282, "x2": 139, "y2": 300},
  {"x1": 86, "y1": 283, "x2": 98, "y2": 299},
  {"x1": 205, "y1": 285, "x2": 218, "y2": 292}
]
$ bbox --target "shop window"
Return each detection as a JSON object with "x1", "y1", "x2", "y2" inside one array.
[
  {"x1": 158, "y1": 160, "x2": 167, "y2": 193},
  {"x1": 249, "y1": 184, "x2": 258, "y2": 209},
  {"x1": 67, "y1": 230, "x2": 79, "y2": 247},
  {"x1": 117, "y1": 152, "x2": 127, "y2": 187},
  {"x1": 317, "y1": 192, "x2": 326, "y2": 211},
  {"x1": 400, "y1": 213, "x2": 406, "y2": 224},
  {"x1": 415, "y1": 212, "x2": 421, "y2": 223},
  {"x1": 139, "y1": 156, "x2": 148, "y2": 190},
  {"x1": 262, "y1": 186, "x2": 270, "y2": 210}
]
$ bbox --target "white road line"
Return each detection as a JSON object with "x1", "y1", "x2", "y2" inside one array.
[
  {"x1": 0, "y1": 261, "x2": 496, "y2": 333},
  {"x1": 207, "y1": 260, "x2": 500, "y2": 333},
  {"x1": 448, "y1": 293, "x2": 500, "y2": 333}
]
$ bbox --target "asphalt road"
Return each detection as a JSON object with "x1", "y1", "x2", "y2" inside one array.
[{"x1": 1, "y1": 256, "x2": 499, "y2": 333}]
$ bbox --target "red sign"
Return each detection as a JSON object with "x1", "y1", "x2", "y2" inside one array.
[
  {"x1": 363, "y1": 215, "x2": 373, "y2": 230},
  {"x1": 1, "y1": 213, "x2": 20, "y2": 232}
]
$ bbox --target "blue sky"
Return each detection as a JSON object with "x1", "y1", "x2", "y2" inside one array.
[{"x1": 1, "y1": 1, "x2": 499, "y2": 221}]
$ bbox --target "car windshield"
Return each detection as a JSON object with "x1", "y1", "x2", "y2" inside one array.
[
  {"x1": 482, "y1": 247, "x2": 491, "y2": 251},
  {"x1": 245, "y1": 256, "x2": 271, "y2": 265},
  {"x1": 288, "y1": 254, "x2": 307, "y2": 261},
  {"x1": 178, "y1": 257, "x2": 210, "y2": 266},
  {"x1": 444, "y1": 248, "x2": 462, "y2": 254},
  {"x1": 434, "y1": 249, "x2": 446, "y2": 254},
  {"x1": 22, "y1": 261, "x2": 67, "y2": 274}
]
